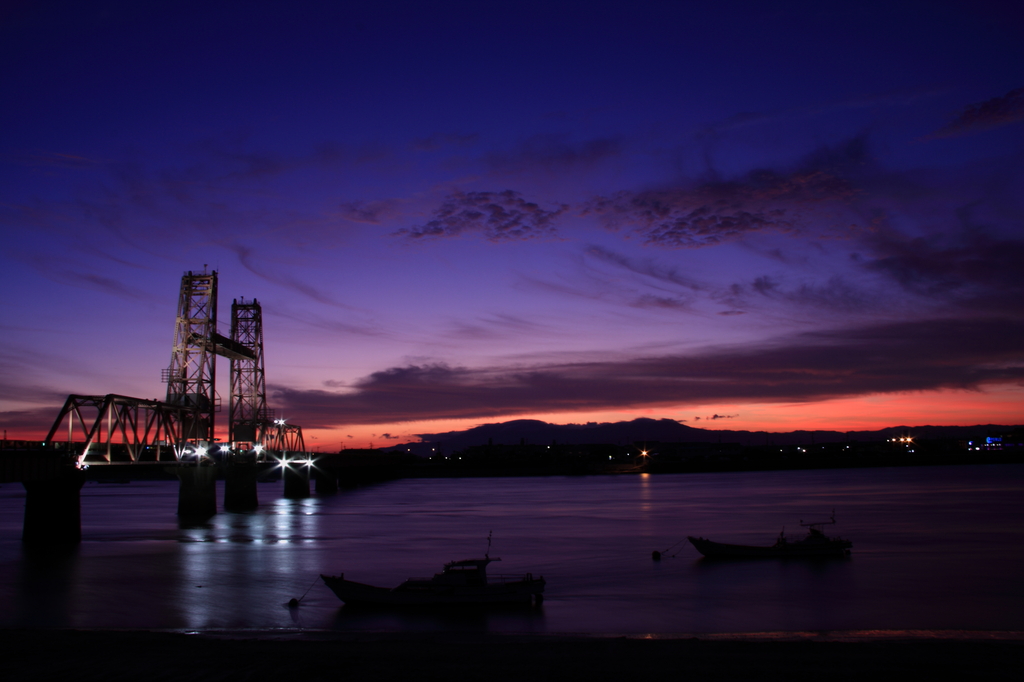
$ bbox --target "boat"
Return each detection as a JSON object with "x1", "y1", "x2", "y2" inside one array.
[
  {"x1": 320, "y1": 552, "x2": 545, "y2": 606},
  {"x1": 687, "y1": 511, "x2": 852, "y2": 558}
]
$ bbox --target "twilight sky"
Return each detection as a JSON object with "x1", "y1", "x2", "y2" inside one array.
[{"x1": 2, "y1": 0, "x2": 1022, "y2": 449}]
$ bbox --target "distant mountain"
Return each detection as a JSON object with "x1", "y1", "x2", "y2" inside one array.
[{"x1": 382, "y1": 418, "x2": 1020, "y2": 456}]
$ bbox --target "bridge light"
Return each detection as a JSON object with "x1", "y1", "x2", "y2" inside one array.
[{"x1": 254, "y1": 444, "x2": 264, "y2": 454}]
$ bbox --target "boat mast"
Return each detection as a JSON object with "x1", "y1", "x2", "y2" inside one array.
[{"x1": 800, "y1": 509, "x2": 837, "y2": 528}]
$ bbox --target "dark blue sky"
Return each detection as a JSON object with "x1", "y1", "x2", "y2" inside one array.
[{"x1": 2, "y1": 1, "x2": 1022, "y2": 446}]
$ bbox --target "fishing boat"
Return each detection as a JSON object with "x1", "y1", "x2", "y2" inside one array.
[
  {"x1": 687, "y1": 511, "x2": 852, "y2": 558},
  {"x1": 321, "y1": 556, "x2": 545, "y2": 606}
]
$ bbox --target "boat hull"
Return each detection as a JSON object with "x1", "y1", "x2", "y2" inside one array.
[
  {"x1": 687, "y1": 536, "x2": 852, "y2": 558},
  {"x1": 320, "y1": 574, "x2": 546, "y2": 606}
]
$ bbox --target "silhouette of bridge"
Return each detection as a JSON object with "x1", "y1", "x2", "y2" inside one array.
[
  {"x1": 48, "y1": 270, "x2": 306, "y2": 465},
  {"x1": 6, "y1": 270, "x2": 324, "y2": 544}
]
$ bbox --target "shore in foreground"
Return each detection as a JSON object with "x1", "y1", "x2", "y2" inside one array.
[{"x1": 4, "y1": 630, "x2": 1021, "y2": 681}]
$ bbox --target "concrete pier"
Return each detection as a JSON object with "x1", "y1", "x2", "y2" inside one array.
[
  {"x1": 282, "y1": 460, "x2": 310, "y2": 499},
  {"x1": 313, "y1": 466, "x2": 338, "y2": 495},
  {"x1": 22, "y1": 467, "x2": 86, "y2": 545},
  {"x1": 175, "y1": 466, "x2": 218, "y2": 520},
  {"x1": 223, "y1": 463, "x2": 259, "y2": 511}
]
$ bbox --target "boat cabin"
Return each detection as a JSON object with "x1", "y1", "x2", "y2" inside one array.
[{"x1": 431, "y1": 558, "x2": 499, "y2": 586}]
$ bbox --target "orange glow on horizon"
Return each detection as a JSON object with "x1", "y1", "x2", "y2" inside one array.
[{"x1": 303, "y1": 385, "x2": 1023, "y2": 449}]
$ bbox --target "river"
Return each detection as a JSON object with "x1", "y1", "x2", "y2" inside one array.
[{"x1": 1, "y1": 464, "x2": 1022, "y2": 635}]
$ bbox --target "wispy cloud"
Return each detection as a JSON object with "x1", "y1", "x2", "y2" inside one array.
[
  {"x1": 929, "y1": 87, "x2": 1024, "y2": 138},
  {"x1": 442, "y1": 313, "x2": 560, "y2": 342},
  {"x1": 18, "y1": 251, "x2": 158, "y2": 302},
  {"x1": 854, "y1": 218, "x2": 1024, "y2": 314},
  {"x1": 396, "y1": 190, "x2": 568, "y2": 242},
  {"x1": 719, "y1": 274, "x2": 878, "y2": 316},
  {"x1": 228, "y1": 243, "x2": 366, "y2": 309},
  {"x1": 584, "y1": 158, "x2": 859, "y2": 248},
  {"x1": 336, "y1": 198, "x2": 406, "y2": 225},
  {"x1": 583, "y1": 245, "x2": 707, "y2": 292},
  {"x1": 0, "y1": 406, "x2": 66, "y2": 435}
]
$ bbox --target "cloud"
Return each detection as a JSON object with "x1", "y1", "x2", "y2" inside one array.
[
  {"x1": 929, "y1": 87, "x2": 1024, "y2": 138},
  {"x1": 336, "y1": 198, "x2": 404, "y2": 225},
  {"x1": 274, "y1": 314, "x2": 1024, "y2": 427},
  {"x1": 584, "y1": 163, "x2": 858, "y2": 248},
  {"x1": 0, "y1": 406, "x2": 64, "y2": 437},
  {"x1": 13, "y1": 249, "x2": 158, "y2": 301},
  {"x1": 720, "y1": 273, "x2": 877, "y2": 316},
  {"x1": 854, "y1": 217, "x2": 1024, "y2": 314},
  {"x1": 396, "y1": 190, "x2": 568, "y2": 242},
  {"x1": 583, "y1": 245, "x2": 705, "y2": 292},
  {"x1": 443, "y1": 313, "x2": 558, "y2": 342},
  {"x1": 230, "y1": 243, "x2": 358, "y2": 309}
]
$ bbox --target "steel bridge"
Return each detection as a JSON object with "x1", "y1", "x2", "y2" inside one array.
[
  {"x1": 15, "y1": 270, "x2": 315, "y2": 541},
  {"x1": 45, "y1": 270, "x2": 306, "y2": 466}
]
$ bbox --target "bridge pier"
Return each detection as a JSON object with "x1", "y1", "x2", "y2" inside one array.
[
  {"x1": 175, "y1": 466, "x2": 218, "y2": 520},
  {"x1": 223, "y1": 463, "x2": 259, "y2": 511},
  {"x1": 22, "y1": 468, "x2": 86, "y2": 546},
  {"x1": 282, "y1": 459, "x2": 310, "y2": 499},
  {"x1": 313, "y1": 465, "x2": 338, "y2": 495}
]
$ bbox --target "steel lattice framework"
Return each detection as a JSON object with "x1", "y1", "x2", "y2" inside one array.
[
  {"x1": 229, "y1": 298, "x2": 271, "y2": 445},
  {"x1": 270, "y1": 421, "x2": 306, "y2": 453},
  {"x1": 42, "y1": 270, "x2": 306, "y2": 463},
  {"x1": 163, "y1": 271, "x2": 219, "y2": 444},
  {"x1": 44, "y1": 394, "x2": 188, "y2": 465}
]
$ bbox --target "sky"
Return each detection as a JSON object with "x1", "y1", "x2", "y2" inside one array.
[{"x1": 2, "y1": 0, "x2": 1022, "y2": 450}]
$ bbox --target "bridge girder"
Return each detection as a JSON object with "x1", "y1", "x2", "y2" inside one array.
[{"x1": 44, "y1": 394, "x2": 189, "y2": 465}]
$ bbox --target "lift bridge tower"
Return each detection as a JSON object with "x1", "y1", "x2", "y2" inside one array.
[
  {"x1": 228, "y1": 298, "x2": 305, "y2": 455},
  {"x1": 163, "y1": 270, "x2": 264, "y2": 448},
  {"x1": 162, "y1": 270, "x2": 304, "y2": 456},
  {"x1": 229, "y1": 297, "x2": 271, "y2": 447}
]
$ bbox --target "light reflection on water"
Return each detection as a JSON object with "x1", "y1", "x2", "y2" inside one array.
[{"x1": 0, "y1": 464, "x2": 1022, "y2": 634}]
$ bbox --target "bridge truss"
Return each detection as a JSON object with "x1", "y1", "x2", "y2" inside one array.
[
  {"x1": 229, "y1": 298, "x2": 271, "y2": 446},
  {"x1": 269, "y1": 420, "x2": 306, "y2": 454},
  {"x1": 44, "y1": 394, "x2": 189, "y2": 465},
  {"x1": 44, "y1": 270, "x2": 307, "y2": 463}
]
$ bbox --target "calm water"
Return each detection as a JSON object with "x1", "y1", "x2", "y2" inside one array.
[{"x1": 1, "y1": 465, "x2": 1023, "y2": 635}]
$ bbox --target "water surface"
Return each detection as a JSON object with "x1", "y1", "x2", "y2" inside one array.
[{"x1": 1, "y1": 464, "x2": 1022, "y2": 635}]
